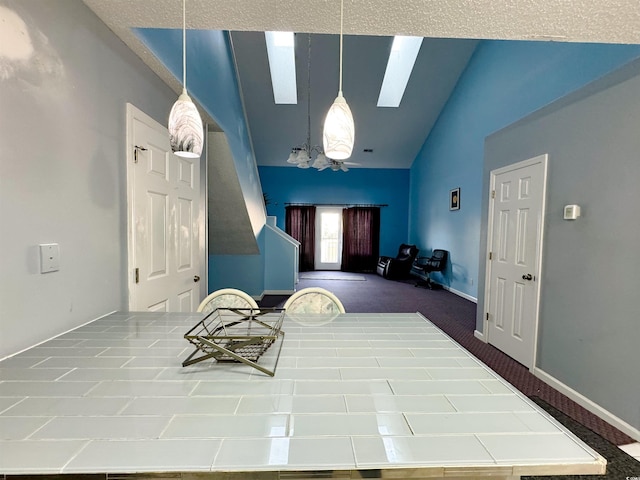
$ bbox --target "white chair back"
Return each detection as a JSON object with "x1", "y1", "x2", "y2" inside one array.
[
  {"x1": 283, "y1": 287, "x2": 346, "y2": 315},
  {"x1": 197, "y1": 288, "x2": 259, "y2": 314}
]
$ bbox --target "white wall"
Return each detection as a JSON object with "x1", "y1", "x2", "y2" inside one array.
[{"x1": 0, "y1": 0, "x2": 176, "y2": 358}]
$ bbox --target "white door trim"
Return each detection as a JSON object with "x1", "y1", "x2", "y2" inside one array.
[
  {"x1": 125, "y1": 103, "x2": 144, "y2": 308},
  {"x1": 482, "y1": 154, "x2": 548, "y2": 372}
]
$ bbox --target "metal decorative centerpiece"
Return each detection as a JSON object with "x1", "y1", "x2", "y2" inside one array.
[{"x1": 182, "y1": 308, "x2": 285, "y2": 376}]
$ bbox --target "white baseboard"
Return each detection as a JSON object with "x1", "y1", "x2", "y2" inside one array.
[
  {"x1": 534, "y1": 367, "x2": 640, "y2": 442},
  {"x1": 474, "y1": 329, "x2": 487, "y2": 343},
  {"x1": 444, "y1": 285, "x2": 477, "y2": 303}
]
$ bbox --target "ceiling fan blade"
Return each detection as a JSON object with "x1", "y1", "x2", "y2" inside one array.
[
  {"x1": 340, "y1": 164, "x2": 349, "y2": 172},
  {"x1": 343, "y1": 161, "x2": 360, "y2": 166}
]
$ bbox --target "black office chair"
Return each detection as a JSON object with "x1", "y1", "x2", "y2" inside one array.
[
  {"x1": 414, "y1": 249, "x2": 448, "y2": 289},
  {"x1": 376, "y1": 244, "x2": 419, "y2": 280}
]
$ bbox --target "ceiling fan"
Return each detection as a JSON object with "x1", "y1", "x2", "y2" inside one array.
[
  {"x1": 284, "y1": 34, "x2": 360, "y2": 173},
  {"x1": 312, "y1": 156, "x2": 360, "y2": 172}
]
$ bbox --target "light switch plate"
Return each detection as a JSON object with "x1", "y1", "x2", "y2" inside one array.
[{"x1": 40, "y1": 243, "x2": 60, "y2": 273}]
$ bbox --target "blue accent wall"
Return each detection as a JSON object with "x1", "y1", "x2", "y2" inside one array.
[
  {"x1": 208, "y1": 236, "x2": 264, "y2": 296},
  {"x1": 410, "y1": 40, "x2": 640, "y2": 299},
  {"x1": 259, "y1": 166, "x2": 410, "y2": 258}
]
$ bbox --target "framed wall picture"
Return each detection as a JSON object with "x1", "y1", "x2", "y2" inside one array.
[{"x1": 450, "y1": 188, "x2": 460, "y2": 210}]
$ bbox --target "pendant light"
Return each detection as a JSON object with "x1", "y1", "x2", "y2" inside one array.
[
  {"x1": 322, "y1": 0, "x2": 355, "y2": 160},
  {"x1": 285, "y1": 34, "x2": 325, "y2": 170},
  {"x1": 168, "y1": 0, "x2": 203, "y2": 158}
]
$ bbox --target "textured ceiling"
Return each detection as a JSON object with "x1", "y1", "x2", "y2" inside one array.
[
  {"x1": 83, "y1": 0, "x2": 640, "y2": 43},
  {"x1": 83, "y1": 0, "x2": 640, "y2": 168}
]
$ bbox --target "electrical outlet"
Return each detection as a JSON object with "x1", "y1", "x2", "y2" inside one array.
[{"x1": 40, "y1": 244, "x2": 60, "y2": 273}]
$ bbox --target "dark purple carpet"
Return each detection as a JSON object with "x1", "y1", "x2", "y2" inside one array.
[{"x1": 260, "y1": 271, "x2": 635, "y2": 446}]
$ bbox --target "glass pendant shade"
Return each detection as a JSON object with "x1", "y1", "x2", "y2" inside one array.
[
  {"x1": 312, "y1": 153, "x2": 329, "y2": 169},
  {"x1": 296, "y1": 149, "x2": 310, "y2": 164},
  {"x1": 286, "y1": 151, "x2": 298, "y2": 163},
  {"x1": 169, "y1": 91, "x2": 203, "y2": 158},
  {"x1": 323, "y1": 93, "x2": 354, "y2": 160}
]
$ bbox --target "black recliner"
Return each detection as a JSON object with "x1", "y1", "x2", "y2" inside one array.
[
  {"x1": 376, "y1": 244, "x2": 419, "y2": 280},
  {"x1": 415, "y1": 249, "x2": 448, "y2": 289}
]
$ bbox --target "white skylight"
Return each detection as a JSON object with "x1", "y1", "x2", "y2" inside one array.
[
  {"x1": 377, "y1": 36, "x2": 423, "y2": 107},
  {"x1": 265, "y1": 31, "x2": 297, "y2": 104}
]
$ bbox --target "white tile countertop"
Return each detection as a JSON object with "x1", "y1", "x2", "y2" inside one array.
[{"x1": 0, "y1": 311, "x2": 606, "y2": 478}]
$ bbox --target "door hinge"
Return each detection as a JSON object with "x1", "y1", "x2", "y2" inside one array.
[
  {"x1": 135, "y1": 268, "x2": 139, "y2": 284},
  {"x1": 491, "y1": 190, "x2": 496, "y2": 199},
  {"x1": 134, "y1": 145, "x2": 147, "y2": 164},
  {"x1": 489, "y1": 252, "x2": 493, "y2": 260}
]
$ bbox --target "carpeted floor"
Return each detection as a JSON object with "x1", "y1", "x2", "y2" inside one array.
[
  {"x1": 259, "y1": 271, "x2": 637, "y2": 450},
  {"x1": 299, "y1": 273, "x2": 365, "y2": 281}
]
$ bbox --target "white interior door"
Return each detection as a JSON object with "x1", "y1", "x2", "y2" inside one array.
[
  {"x1": 315, "y1": 207, "x2": 343, "y2": 270},
  {"x1": 485, "y1": 155, "x2": 547, "y2": 369},
  {"x1": 127, "y1": 104, "x2": 201, "y2": 312}
]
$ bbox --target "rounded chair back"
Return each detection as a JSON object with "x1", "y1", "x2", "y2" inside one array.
[
  {"x1": 197, "y1": 288, "x2": 259, "y2": 314},
  {"x1": 283, "y1": 287, "x2": 346, "y2": 315}
]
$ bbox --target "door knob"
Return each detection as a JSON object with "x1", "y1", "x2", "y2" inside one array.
[
  {"x1": 522, "y1": 274, "x2": 533, "y2": 281},
  {"x1": 193, "y1": 275, "x2": 200, "y2": 283}
]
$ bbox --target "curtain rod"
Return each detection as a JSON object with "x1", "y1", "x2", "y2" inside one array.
[{"x1": 285, "y1": 203, "x2": 388, "y2": 207}]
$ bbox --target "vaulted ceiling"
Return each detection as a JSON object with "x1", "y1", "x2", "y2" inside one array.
[
  {"x1": 83, "y1": 0, "x2": 640, "y2": 169},
  {"x1": 231, "y1": 32, "x2": 476, "y2": 168}
]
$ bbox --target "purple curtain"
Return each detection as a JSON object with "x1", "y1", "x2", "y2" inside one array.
[
  {"x1": 285, "y1": 206, "x2": 316, "y2": 271},
  {"x1": 341, "y1": 207, "x2": 380, "y2": 272}
]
